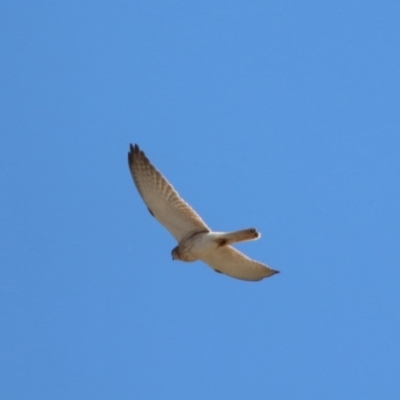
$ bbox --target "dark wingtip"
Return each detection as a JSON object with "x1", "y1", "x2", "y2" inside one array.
[
  {"x1": 272, "y1": 269, "x2": 280, "y2": 275},
  {"x1": 128, "y1": 144, "x2": 134, "y2": 166},
  {"x1": 128, "y1": 143, "x2": 141, "y2": 166},
  {"x1": 127, "y1": 143, "x2": 154, "y2": 174}
]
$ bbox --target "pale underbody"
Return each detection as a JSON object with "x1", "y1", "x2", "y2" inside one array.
[{"x1": 172, "y1": 228, "x2": 260, "y2": 262}]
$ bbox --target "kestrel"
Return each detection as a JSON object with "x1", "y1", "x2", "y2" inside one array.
[{"x1": 128, "y1": 144, "x2": 279, "y2": 281}]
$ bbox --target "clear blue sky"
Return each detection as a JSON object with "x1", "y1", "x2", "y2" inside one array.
[{"x1": 1, "y1": 1, "x2": 399, "y2": 399}]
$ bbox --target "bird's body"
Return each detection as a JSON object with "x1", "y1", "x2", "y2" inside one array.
[
  {"x1": 171, "y1": 228, "x2": 259, "y2": 262},
  {"x1": 128, "y1": 144, "x2": 279, "y2": 282}
]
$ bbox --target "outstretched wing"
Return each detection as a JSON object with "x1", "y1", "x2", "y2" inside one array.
[
  {"x1": 128, "y1": 144, "x2": 209, "y2": 241},
  {"x1": 200, "y1": 246, "x2": 279, "y2": 281}
]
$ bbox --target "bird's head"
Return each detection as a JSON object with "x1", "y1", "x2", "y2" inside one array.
[{"x1": 171, "y1": 246, "x2": 179, "y2": 260}]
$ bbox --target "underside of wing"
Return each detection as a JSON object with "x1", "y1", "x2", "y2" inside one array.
[
  {"x1": 128, "y1": 144, "x2": 210, "y2": 241},
  {"x1": 200, "y1": 246, "x2": 279, "y2": 281}
]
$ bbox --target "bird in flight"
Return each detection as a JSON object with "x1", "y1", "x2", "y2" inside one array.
[{"x1": 128, "y1": 144, "x2": 279, "y2": 281}]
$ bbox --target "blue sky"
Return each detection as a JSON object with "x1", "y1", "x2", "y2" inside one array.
[{"x1": 1, "y1": 1, "x2": 400, "y2": 399}]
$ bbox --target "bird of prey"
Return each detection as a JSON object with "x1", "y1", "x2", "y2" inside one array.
[{"x1": 128, "y1": 144, "x2": 279, "y2": 281}]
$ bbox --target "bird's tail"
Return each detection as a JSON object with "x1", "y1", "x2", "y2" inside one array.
[{"x1": 214, "y1": 228, "x2": 260, "y2": 246}]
